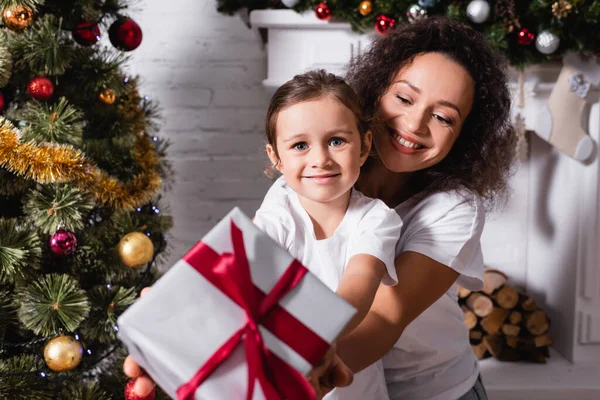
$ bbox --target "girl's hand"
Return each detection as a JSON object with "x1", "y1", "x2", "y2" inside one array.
[{"x1": 308, "y1": 344, "x2": 354, "y2": 399}]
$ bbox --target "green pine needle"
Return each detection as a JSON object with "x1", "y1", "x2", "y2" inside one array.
[
  {"x1": 0, "y1": 40, "x2": 13, "y2": 88},
  {"x1": 0, "y1": 0, "x2": 45, "y2": 9},
  {"x1": 80, "y1": 285, "x2": 136, "y2": 343},
  {"x1": 0, "y1": 289, "x2": 19, "y2": 329},
  {"x1": 0, "y1": 354, "x2": 55, "y2": 400},
  {"x1": 60, "y1": 381, "x2": 111, "y2": 400},
  {"x1": 23, "y1": 184, "x2": 95, "y2": 235},
  {"x1": 19, "y1": 97, "x2": 84, "y2": 147},
  {"x1": 16, "y1": 273, "x2": 90, "y2": 335},
  {"x1": 0, "y1": 168, "x2": 33, "y2": 196},
  {"x1": 0, "y1": 218, "x2": 42, "y2": 283}
]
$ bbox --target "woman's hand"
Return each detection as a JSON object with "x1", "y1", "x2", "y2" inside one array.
[{"x1": 308, "y1": 344, "x2": 354, "y2": 399}]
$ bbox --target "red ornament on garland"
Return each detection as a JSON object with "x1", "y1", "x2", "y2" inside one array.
[
  {"x1": 109, "y1": 18, "x2": 143, "y2": 51},
  {"x1": 124, "y1": 378, "x2": 156, "y2": 400},
  {"x1": 0, "y1": 92, "x2": 5, "y2": 112},
  {"x1": 314, "y1": 2, "x2": 332, "y2": 20},
  {"x1": 49, "y1": 228, "x2": 77, "y2": 255},
  {"x1": 375, "y1": 15, "x2": 396, "y2": 35},
  {"x1": 72, "y1": 21, "x2": 101, "y2": 46},
  {"x1": 517, "y1": 28, "x2": 535, "y2": 45},
  {"x1": 27, "y1": 76, "x2": 54, "y2": 101}
]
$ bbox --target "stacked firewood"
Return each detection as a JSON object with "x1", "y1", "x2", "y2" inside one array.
[{"x1": 459, "y1": 269, "x2": 552, "y2": 363}]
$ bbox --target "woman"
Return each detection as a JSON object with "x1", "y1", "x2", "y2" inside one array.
[{"x1": 125, "y1": 16, "x2": 516, "y2": 400}]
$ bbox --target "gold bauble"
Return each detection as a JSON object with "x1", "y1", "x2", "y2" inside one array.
[
  {"x1": 43, "y1": 335, "x2": 83, "y2": 372},
  {"x1": 358, "y1": 1, "x2": 373, "y2": 16},
  {"x1": 117, "y1": 231, "x2": 154, "y2": 268},
  {"x1": 552, "y1": 1, "x2": 572, "y2": 19},
  {"x1": 2, "y1": 5, "x2": 34, "y2": 31},
  {"x1": 98, "y1": 88, "x2": 116, "y2": 105}
]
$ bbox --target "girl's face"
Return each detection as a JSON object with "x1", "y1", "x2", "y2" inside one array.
[
  {"x1": 267, "y1": 95, "x2": 371, "y2": 206},
  {"x1": 375, "y1": 52, "x2": 475, "y2": 173}
]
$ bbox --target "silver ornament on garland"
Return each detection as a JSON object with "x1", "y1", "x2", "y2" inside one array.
[
  {"x1": 280, "y1": 0, "x2": 300, "y2": 7},
  {"x1": 406, "y1": 4, "x2": 427, "y2": 23},
  {"x1": 466, "y1": 0, "x2": 491, "y2": 24},
  {"x1": 535, "y1": 30, "x2": 560, "y2": 55}
]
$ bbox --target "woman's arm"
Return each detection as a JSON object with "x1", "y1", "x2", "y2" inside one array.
[{"x1": 336, "y1": 250, "x2": 459, "y2": 373}]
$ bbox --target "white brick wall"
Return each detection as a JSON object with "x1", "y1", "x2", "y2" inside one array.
[{"x1": 127, "y1": 0, "x2": 272, "y2": 267}]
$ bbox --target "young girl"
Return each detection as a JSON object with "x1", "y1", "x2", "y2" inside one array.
[{"x1": 252, "y1": 69, "x2": 401, "y2": 400}]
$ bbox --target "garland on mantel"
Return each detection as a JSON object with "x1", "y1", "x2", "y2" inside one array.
[{"x1": 217, "y1": 0, "x2": 600, "y2": 68}]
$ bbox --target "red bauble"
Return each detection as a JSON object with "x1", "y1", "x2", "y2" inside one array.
[
  {"x1": 314, "y1": 2, "x2": 331, "y2": 20},
  {"x1": 375, "y1": 15, "x2": 396, "y2": 35},
  {"x1": 72, "y1": 21, "x2": 100, "y2": 46},
  {"x1": 49, "y1": 228, "x2": 77, "y2": 256},
  {"x1": 124, "y1": 379, "x2": 156, "y2": 400},
  {"x1": 517, "y1": 28, "x2": 535, "y2": 45},
  {"x1": 109, "y1": 18, "x2": 143, "y2": 51},
  {"x1": 27, "y1": 76, "x2": 54, "y2": 101},
  {"x1": 0, "y1": 92, "x2": 5, "y2": 112}
]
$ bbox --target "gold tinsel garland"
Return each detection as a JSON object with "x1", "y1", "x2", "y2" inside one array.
[{"x1": 0, "y1": 118, "x2": 161, "y2": 210}]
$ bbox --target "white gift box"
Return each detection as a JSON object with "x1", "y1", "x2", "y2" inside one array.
[{"x1": 117, "y1": 207, "x2": 355, "y2": 400}]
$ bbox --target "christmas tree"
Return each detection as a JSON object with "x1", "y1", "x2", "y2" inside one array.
[{"x1": 0, "y1": 1, "x2": 172, "y2": 398}]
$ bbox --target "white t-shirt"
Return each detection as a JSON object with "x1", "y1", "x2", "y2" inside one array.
[
  {"x1": 253, "y1": 176, "x2": 402, "y2": 400},
  {"x1": 382, "y1": 190, "x2": 485, "y2": 400}
]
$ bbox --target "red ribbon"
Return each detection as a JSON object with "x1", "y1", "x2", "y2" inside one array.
[{"x1": 177, "y1": 220, "x2": 327, "y2": 400}]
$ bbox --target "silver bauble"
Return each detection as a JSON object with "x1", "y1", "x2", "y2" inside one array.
[
  {"x1": 406, "y1": 4, "x2": 427, "y2": 23},
  {"x1": 466, "y1": 0, "x2": 491, "y2": 24},
  {"x1": 280, "y1": 0, "x2": 300, "y2": 7},
  {"x1": 535, "y1": 30, "x2": 560, "y2": 55}
]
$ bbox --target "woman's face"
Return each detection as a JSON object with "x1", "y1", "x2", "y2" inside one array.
[{"x1": 374, "y1": 52, "x2": 475, "y2": 173}]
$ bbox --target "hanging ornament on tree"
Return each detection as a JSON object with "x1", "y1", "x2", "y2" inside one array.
[
  {"x1": 98, "y1": 88, "x2": 116, "y2": 105},
  {"x1": 358, "y1": 1, "x2": 373, "y2": 16},
  {"x1": 552, "y1": 1, "x2": 573, "y2": 19},
  {"x1": 280, "y1": 0, "x2": 300, "y2": 8},
  {"x1": 1, "y1": 4, "x2": 34, "y2": 31},
  {"x1": 27, "y1": 76, "x2": 54, "y2": 101},
  {"x1": 314, "y1": 2, "x2": 332, "y2": 21},
  {"x1": 406, "y1": 4, "x2": 427, "y2": 23},
  {"x1": 49, "y1": 228, "x2": 78, "y2": 255},
  {"x1": 109, "y1": 18, "x2": 143, "y2": 51},
  {"x1": 517, "y1": 28, "x2": 535, "y2": 45},
  {"x1": 466, "y1": 0, "x2": 491, "y2": 24},
  {"x1": 535, "y1": 30, "x2": 560, "y2": 55},
  {"x1": 72, "y1": 21, "x2": 101, "y2": 46},
  {"x1": 125, "y1": 378, "x2": 156, "y2": 400},
  {"x1": 44, "y1": 335, "x2": 83, "y2": 372},
  {"x1": 375, "y1": 15, "x2": 396, "y2": 34},
  {"x1": 0, "y1": 92, "x2": 5, "y2": 112},
  {"x1": 117, "y1": 232, "x2": 154, "y2": 268}
]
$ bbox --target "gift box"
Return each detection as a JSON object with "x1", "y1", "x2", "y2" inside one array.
[{"x1": 117, "y1": 207, "x2": 356, "y2": 400}]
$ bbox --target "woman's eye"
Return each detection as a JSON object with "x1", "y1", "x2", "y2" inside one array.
[
  {"x1": 329, "y1": 137, "x2": 346, "y2": 147},
  {"x1": 292, "y1": 142, "x2": 308, "y2": 151},
  {"x1": 433, "y1": 114, "x2": 453, "y2": 125},
  {"x1": 396, "y1": 95, "x2": 411, "y2": 105}
]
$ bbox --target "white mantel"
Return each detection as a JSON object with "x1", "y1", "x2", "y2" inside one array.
[{"x1": 250, "y1": 9, "x2": 600, "y2": 399}]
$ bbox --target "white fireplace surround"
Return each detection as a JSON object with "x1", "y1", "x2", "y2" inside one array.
[{"x1": 250, "y1": 10, "x2": 600, "y2": 400}]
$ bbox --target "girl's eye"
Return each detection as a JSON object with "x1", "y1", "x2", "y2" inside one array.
[
  {"x1": 396, "y1": 95, "x2": 411, "y2": 105},
  {"x1": 433, "y1": 114, "x2": 453, "y2": 126},
  {"x1": 292, "y1": 142, "x2": 308, "y2": 151},
  {"x1": 329, "y1": 137, "x2": 346, "y2": 147}
]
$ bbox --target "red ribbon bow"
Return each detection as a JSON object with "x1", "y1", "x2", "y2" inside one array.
[{"x1": 177, "y1": 220, "x2": 326, "y2": 400}]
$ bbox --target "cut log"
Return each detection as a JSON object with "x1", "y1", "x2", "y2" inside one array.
[
  {"x1": 525, "y1": 310, "x2": 550, "y2": 335},
  {"x1": 506, "y1": 336, "x2": 535, "y2": 351},
  {"x1": 498, "y1": 346, "x2": 521, "y2": 362},
  {"x1": 534, "y1": 333, "x2": 553, "y2": 348},
  {"x1": 482, "y1": 269, "x2": 508, "y2": 295},
  {"x1": 469, "y1": 329, "x2": 483, "y2": 342},
  {"x1": 458, "y1": 285, "x2": 472, "y2": 299},
  {"x1": 466, "y1": 293, "x2": 494, "y2": 317},
  {"x1": 472, "y1": 342, "x2": 487, "y2": 360},
  {"x1": 508, "y1": 311, "x2": 522, "y2": 325},
  {"x1": 520, "y1": 295, "x2": 537, "y2": 312},
  {"x1": 481, "y1": 308, "x2": 509, "y2": 335},
  {"x1": 494, "y1": 286, "x2": 519, "y2": 309},
  {"x1": 461, "y1": 305, "x2": 478, "y2": 330},
  {"x1": 501, "y1": 324, "x2": 521, "y2": 337},
  {"x1": 483, "y1": 334, "x2": 504, "y2": 358},
  {"x1": 523, "y1": 348, "x2": 547, "y2": 364}
]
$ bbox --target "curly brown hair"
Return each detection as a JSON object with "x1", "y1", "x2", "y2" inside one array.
[{"x1": 346, "y1": 17, "x2": 517, "y2": 208}]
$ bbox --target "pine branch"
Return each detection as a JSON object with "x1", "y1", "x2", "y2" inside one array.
[
  {"x1": 0, "y1": 0, "x2": 45, "y2": 9},
  {"x1": 16, "y1": 273, "x2": 90, "y2": 335},
  {"x1": 0, "y1": 289, "x2": 19, "y2": 330},
  {"x1": 80, "y1": 285, "x2": 136, "y2": 343},
  {"x1": 0, "y1": 168, "x2": 33, "y2": 197},
  {"x1": 0, "y1": 354, "x2": 56, "y2": 400},
  {"x1": 19, "y1": 97, "x2": 84, "y2": 147},
  {"x1": 60, "y1": 380, "x2": 112, "y2": 400},
  {"x1": 0, "y1": 34, "x2": 13, "y2": 88},
  {"x1": 0, "y1": 218, "x2": 42, "y2": 284},
  {"x1": 23, "y1": 184, "x2": 95, "y2": 235}
]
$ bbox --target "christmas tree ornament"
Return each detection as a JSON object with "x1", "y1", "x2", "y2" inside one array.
[
  {"x1": 99, "y1": 88, "x2": 116, "y2": 105},
  {"x1": 27, "y1": 76, "x2": 54, "y2": 101},
  {"x1": 406, "y1": 4, "x2": 427, "y2": 23},
  {"x1": 358, "y1": 1, "x2": 373, "y2": 16},
  {"x1": 466, "y1": 0, "x2": 491, "y2": 24},
  {"x1": 72, "y1": 21, "x2": 101, "y2": 46},
  {"x1": 535, "y1": 30, "x2": 560, "y2": 55},
  {"x1": 43, "y1": 335, "x2": 83, "y2": 372},
  {"x1": 375, "y1": 15, "x2": 396, "y2": 34},
  {"x1": 418, "y1": 0, "x2": 439, "y2": 7},
  {"x1": 117, "y1": 232, "x2": 154, "y2": 268},
  {"x1": 280, "y1": 0, "x2": 300, "y2": 7},
  {"x1": 109, "y1": 18, "x2": 143, "y2": 51},
  {"x1": 552, "y1": 1, "x2": 573, "y2": 19},
  {"x1": 0, "y1": 92, "x2": 5, "y2": 112},
  {"x1": 49, "y1": 228, "x2": 78, "y2": 255},
  {"x1": 1, "y1": 4, "x2": 34, "y2": 31},
  {"x1": 124, "y1": 378, "x2": 156, "y2": 400},
  {"x1": 537, "y1": 53, "x2": 599, "y2": 162},
  {"x1": 517, "y1": 28, "x2": 535, "y2": 45},
  {"x1": 314, "y1": 2, "x2": 331, "y2": 21}
]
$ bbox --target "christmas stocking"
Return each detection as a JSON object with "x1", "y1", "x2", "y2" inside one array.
[{"x1": 537, "y1": 53, "x2": 599, "y2": 162}]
